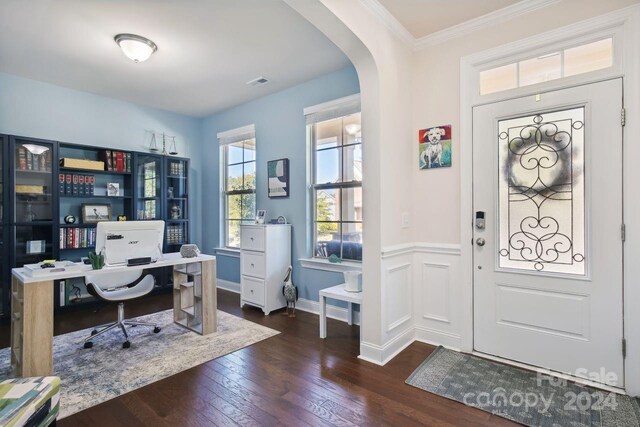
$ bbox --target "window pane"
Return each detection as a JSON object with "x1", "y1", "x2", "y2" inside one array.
[
  {"x1": 244, "y1": 139, "x2": 256, "y2": 162},
  {"x1": 343, "y1": 113, "x2": 362, "y2": 146},
  {"x1": 341, "y1": 187, "x2": 362, "y2": 222},
  {"x1": 342, "y1": 222, "x2": 363, "y2": 261},
  {"x1": 227, "y1": 164, "x2": 243, "y2": 191},
  {"x1": 316, "y1": 189, "x2": 339, "y2": 222},
  {"x1": 480, "y1": 63, "x2": 517, "y2": 95},
  {"x1": 227, "y1": 194, "x2": 242, "y2": 220},
  {"x1": 316, "y1": 148, "x2": 340, "y2": 184},
  {"x1": 564, "y1": 38, "x2": 612, "y2": 77},
  {"x1": 227, "y1": 142, "x2": 244, "y2": 164},
  {"x1": 241, "y1": 194, "x2": 255, "y2": 220},
  {"x1": 227, "y1": 220, "x2": 241, "y2": 248},
  {"x1": 519, "y1": 53, "x2": 561, "y2": 87},
  {"x1": 343, "y1": 144, "x2": 362, "y2": 183},
  {"x1": 315, "y1": 222, "x2": 340, "y2": 257},
  {"x1": 316, "y1": 117, "x2": 343, "y2": 147},
  {"x1": 498, "y1": 108, "x2": 585, "y2": 275},
  {"x1": 244, "y1": 161, "x2": 256, "y2": 190}
]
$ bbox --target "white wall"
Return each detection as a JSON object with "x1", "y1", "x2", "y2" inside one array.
[{"x1": 411, "y1": 0, "x2": 639, "y2": 244}]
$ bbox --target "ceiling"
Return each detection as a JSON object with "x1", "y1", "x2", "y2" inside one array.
[
  {"x1": 0, "y1": 0, "x2": 351, "y2": 118},
  {"x1": 377, "y1": 0, "x2": 521, "y2": 39}
]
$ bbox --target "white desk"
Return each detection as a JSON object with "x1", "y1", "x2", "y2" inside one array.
[
  {"x1": 319, "y1": 284, "x2": 362, "y2": 338},
  {"x1": 10, "y1": 253, "x2": 216, "y2": 377}
]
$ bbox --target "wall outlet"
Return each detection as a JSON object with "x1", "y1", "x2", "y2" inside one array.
[{"x1": 401, "y1": 212, "x2": 410, "y2": 229}]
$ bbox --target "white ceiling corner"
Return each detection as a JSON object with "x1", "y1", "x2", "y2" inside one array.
[{"x1": 360, "y1": 0, "x2": 562, "y2": 51}]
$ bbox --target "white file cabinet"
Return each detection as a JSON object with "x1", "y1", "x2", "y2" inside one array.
[{"x1": 240, "y1": 224, "x2": 291, "y2": 315}]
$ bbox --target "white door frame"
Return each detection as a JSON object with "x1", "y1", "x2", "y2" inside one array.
[{"x1": 460, "y1": 4, "x2": 640, "y2": 395}]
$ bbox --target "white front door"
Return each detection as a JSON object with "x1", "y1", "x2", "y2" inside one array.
[{"x1": 472, "y1": 79, "x2": 624, "y2": 387}]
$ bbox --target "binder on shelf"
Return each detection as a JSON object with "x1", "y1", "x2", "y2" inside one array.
[
  {"x1": 65, "y1": 174, "x2": 72, "y2": 194},
  {"x1": 59, "y1": 174, "x2": 65, "y2": 194},
  {"x1": 78, "y1": 175, "x2": 84, "y2": 196},
  {"x1": 72, "y1": 174, "x2": 79, "y2": 195}
]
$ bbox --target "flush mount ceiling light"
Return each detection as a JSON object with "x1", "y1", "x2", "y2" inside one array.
[{"x1": 114, "y1": 33, "x2": 157, "y2": 63}]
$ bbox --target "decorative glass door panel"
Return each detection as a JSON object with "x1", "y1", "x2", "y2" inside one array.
[
  {"x1": 136, "y1": 155, "x2": 161, "y2": 220},
  {"x1": 14, "y1": 141, "x2": 54, "y2": 222},
  {"x1": 497, "y1": 108, "x2": 585, "y2": 275}
]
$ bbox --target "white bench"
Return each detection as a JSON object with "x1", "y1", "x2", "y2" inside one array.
[{"x1": 319, "y1": 283, "x2": 363, "y2": 338}]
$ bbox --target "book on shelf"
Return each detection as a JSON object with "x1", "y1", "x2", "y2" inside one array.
[
  {"x1": 60, "y1": 227, "x2": 96, "y2": 249},
  {"x1": 17, "y1": 146, "x2": 27, "y2": 170},
  {"x1": 72, "y1": 174, "x2": 79, "y2": 195},
  {"x1": 78, "y1": 175, "x2": 84, "y2": 196},
  {"x1": 101, "y1": 150, "x2": 113, "y2": 171},
  {"x1": 87, "y1": 175, "x2": 94, "y2": 195},
  {"x1": 65, "y1": 174, "x2": 72, "y2": 194},
  {"x1": 126, "y1": 152, "x2": 131, "y2": 173},
  {"x1": 59, "y1": 174, "x2": 65, "y2": 194},
  {"x1": 26, "y1": 150, "x2": 33, "y2": 170},
  {"x1": 115, "y1": 151, "x2": 124, "y2": 172}
]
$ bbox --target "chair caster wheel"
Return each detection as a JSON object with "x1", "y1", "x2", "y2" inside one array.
[
  {"x1": 91, "y1": 329, "x2": 98, "y2": 336},
  {"x1": 153, "y1": 327, "x2": 161, "y2": 333},
  {"x1": 84, "y1": 341, "x2": 93, "y2": 349},
  {"x1": 123, "y1": 341, "x2": 131, "y2": 349}
]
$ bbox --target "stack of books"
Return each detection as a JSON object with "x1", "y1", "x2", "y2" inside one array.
[
  {"x1": 167, "y1": 225, "x2": 184, "y2": 244},
  {"x1": 169, "y1": 161, "x2": 184, "y2": 177},
  {"x1": 60, "y1": 227, "x2": 97, "y2": 249},
  {"x1": 59, "y1": 174, "x2": 95, "y2": 196},
  {"x1": 17, "y1": 146, "x2": 52, "y2": 172},
  {"x1": 101, "y1": 150, "x2": 132, "y2": 172}
]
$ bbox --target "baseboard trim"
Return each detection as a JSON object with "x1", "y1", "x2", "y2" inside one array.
[
  {"x1": 296, "y1": 298, "x2": 361, "y2": 326},
  {"x1": 217, "y1": 279, "x2": 240, "y2": 294},
  {"x1": 358, "y1": 327, "x2": 415, "y2": 365},
  {"x1": 414, "y1": 326, "x2": 463, "y2": 351}
]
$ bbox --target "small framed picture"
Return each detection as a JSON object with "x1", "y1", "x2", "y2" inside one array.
[
  {"x1": 82, "y1": 203, "x2": 112, "y2": 223},
  {"x1": 107, "y1": 182, "x2": 120, "y2": 196},
  {"x1": 256, "y1": 209, "x2": 266, "y2": 224},
  {"x1": 268, "y1": 158, "x2": 290, "y2": 198},
  {"x1": 26, "y1": 240, "x2": 46, "y2": 255}
]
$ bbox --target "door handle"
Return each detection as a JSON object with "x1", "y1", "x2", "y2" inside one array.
[{"x1": 476, "y1": 238, "x2": 486, "y2": 247}]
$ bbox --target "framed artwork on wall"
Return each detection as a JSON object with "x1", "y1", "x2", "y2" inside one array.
[
  {"x1": 419, "y1": 125, "x2": 452, "y2": 169},
  {"x1": 268, "y1": 158, "x2": 290, "y2": 198}
]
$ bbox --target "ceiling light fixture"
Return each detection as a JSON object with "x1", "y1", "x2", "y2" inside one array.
[{"x1": 114, "y1": 33, "x2": 157, "y2": 63}]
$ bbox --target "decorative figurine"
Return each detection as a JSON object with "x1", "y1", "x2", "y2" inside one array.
[
  {"x1": 281, "y1": 266, "x2": 298, "y2": 317},
  {"x1": 167, "y1": 186, "x2": 174, "y2": 198},
  {"x1": 171, "y1": 203, "x2": 181, "y2": 219}
]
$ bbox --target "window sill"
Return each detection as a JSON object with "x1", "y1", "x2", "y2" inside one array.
[
  {"x1": 215, "y1": 247, "x2": 241, "y2": 258},
  {"x1": 299, "y1": 258, "x2": 362, "y2": 273}
]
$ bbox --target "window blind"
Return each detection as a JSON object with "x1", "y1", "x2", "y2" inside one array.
[
  {"x1": 217, "y1": 124, "x2": 255, "y2": 146},
  {"x1": 304, "y1": 94, "x2": 361, "y2": 125}
]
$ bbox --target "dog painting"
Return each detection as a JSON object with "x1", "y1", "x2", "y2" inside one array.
[{"x1": 419, "y1": 125, "x2": 452, "y2": 169}]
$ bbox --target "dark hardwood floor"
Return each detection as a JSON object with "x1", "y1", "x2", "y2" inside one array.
[{"x1": 2, "y1": 289, "x2": 518, "y2": 426}]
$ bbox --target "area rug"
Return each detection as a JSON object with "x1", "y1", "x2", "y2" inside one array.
[
  {"x1": 0, "y1": 309, "x2": 279, "y2": 419},
  {"x1": 406, "y1": 346, "x2": 640, "y2": 427}
]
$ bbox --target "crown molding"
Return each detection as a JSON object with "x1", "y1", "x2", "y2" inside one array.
[
  {"x1": 414, "y1": 0, "x2": 561, "y2": 50},
  {"x1": 358, "y1": 0, "x2": 416, "y2": 49},
  {"x1": 360, "y1": 0, "x2": 562, "y2": 51}
]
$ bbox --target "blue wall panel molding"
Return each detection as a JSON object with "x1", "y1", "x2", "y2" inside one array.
[{"x1": 201, "y1": 66, "x2": 360, "y2": 303}]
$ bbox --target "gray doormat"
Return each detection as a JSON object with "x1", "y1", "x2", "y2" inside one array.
[{"x1": 406, "y1": 346, "x2": 640, "y2": 427}]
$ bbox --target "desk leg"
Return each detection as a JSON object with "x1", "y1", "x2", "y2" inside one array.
[
  {"x1": 12, "y1": 278, "x2": 54, "y2": 377},
  {"x1": 319, "y1": 295, "x2": 327, "y2": 339},
  {"x1": 347, "y1": 302, "x2": 353, "y2": 326},
  {"x1": 201, "y1": 259, "x2": 217, "y2": 335}
]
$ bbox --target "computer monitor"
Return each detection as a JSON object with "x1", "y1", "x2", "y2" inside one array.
[{"x1": 95, "y1": 220, "x2": 165, "y2": 266}]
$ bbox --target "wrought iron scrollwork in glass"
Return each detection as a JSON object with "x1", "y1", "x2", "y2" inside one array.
[{"x1": 498, "y1": 108, "x2": 586, "y2": 275}]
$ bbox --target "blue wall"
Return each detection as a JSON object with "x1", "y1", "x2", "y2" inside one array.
[
  {"x1": 0, "y1": 72, "x2": 204, "y2": 246},
  {"x1": 201, "y1": 66, "x2": 360, "y2": 302}
]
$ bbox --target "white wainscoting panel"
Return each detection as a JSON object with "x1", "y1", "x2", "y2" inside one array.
[{"x1": 384, "y1": 262, "x2": 413, "y2": 333}]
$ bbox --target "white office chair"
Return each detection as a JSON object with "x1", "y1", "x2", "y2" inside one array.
[{"x1": 83, "y1": 270, "x2": 161, "y2": 349}]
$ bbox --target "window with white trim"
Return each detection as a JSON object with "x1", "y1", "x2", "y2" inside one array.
[
  {"x1": 218, "y1": 125, "x2": 256, "y2": 248},
  {"x1": 305, "y1": 95, "x2": 362, "y2": 261},
  {"x1": 480, "y1": 38, "x2": 613, "y2": 95}
]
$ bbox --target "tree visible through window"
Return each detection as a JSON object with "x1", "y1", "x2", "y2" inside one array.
[{"x1": 223, "y1": 138, "x2": 256, "y2": 247}]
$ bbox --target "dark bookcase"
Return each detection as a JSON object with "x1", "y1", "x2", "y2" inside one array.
[{"x1": 0, "y1": 136, "x2": 192, "y2": 316}]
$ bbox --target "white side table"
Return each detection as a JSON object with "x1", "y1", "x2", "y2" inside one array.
[{"x1": 319, "y1": 284, "x2": 363, "y2": 338}]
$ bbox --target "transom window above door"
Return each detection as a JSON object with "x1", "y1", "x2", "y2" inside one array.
[{"x1": 480, "y1": 38, "x2": 613, "y2": 95}]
